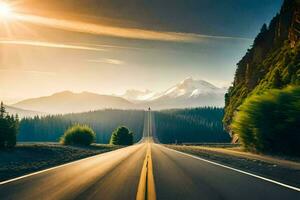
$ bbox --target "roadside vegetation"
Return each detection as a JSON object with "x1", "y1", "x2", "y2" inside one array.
[
  {"x1": 60, "y1": 124, "x2": 96, "y2": 146},
  {"x1": 231, "y1": 86, "x2": 300, "y2": 156},
  {"x1": 110, "y1": 126, "x2": 133, "y2": 145},
  {"x1": 0, "y1": 102, "x2": 19, "y2": 149}
]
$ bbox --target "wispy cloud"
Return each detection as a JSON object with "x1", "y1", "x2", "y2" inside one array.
[
  {"x1": 0, "y1": 68, "x2": 56, "y2": 76},
  {"x1": 13, "y1": 14, "x2": 252, "y2": 43},
  {"x1": 87, "y1": 58, "x2": 124, "y2": 65},
  {"x1": 0, "y1": 39, "x2": 106, "y2": 51}
]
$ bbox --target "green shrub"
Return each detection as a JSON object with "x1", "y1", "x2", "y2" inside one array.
[
  {"x1": 231, "y1": 86, "x2": 300, "y2": 155},
  {"x1": 60, "y1": 124, "x2": 96, "y2": 146},
  {"x1": 109, "y1": 126, "x2": 133, "y2": 145}
]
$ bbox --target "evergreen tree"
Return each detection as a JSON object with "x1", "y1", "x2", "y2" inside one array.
[
  {"x1": 0, "y1": 102, "x2": 5, "y2": 118},
  {"x1": 0, "y1": 102, "x2": 19, "y2": 148}
]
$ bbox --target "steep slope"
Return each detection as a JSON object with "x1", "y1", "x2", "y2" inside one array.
[
  {"x1": 13, "y1": 91, "x2": 134, "y2": 114},
  {"x1": 224, "y1": 0, "x2": 300, "y2": 133}
]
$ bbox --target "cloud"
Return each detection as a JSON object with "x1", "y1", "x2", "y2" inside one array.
[
  {"x1": 0, "y1": 39, "x2": 106, "y2": 51},
  {"x1": 87, "y1": 58, "x2": 124, "y2": 65},
  {"x1": 13, "y1": 13, "x2": 252, "y2": 43},
  {"x1": 0, "y1": 68, "x2": 56, "y2": 76}
]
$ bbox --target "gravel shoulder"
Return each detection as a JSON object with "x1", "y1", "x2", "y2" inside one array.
[
  {"x1": 0, "y1": 143, "x2": 123, "y2": 182},
  {"x1": 165, "y1": 144, "x2": 300, "y2": 188}
]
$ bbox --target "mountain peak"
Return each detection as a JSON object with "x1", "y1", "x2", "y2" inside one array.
[{"x1": 177, "y1": 77, "x2": 218, "y2": 90}]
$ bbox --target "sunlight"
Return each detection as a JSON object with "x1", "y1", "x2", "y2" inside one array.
[{"x1": 0, "y1": 2, "x2": 12, "y2": 18}]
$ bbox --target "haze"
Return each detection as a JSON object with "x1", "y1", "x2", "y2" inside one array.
[{"x1": 0, "y1": 0, "x2": 282, "y2": 103}]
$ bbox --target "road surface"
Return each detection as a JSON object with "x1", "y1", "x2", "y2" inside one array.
[{"x1": 0, "y1": 110, "x2": 299, "y2": 200}]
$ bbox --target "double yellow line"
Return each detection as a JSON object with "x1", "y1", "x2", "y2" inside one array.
[{"x1": 136, "y1": 143, "x2": 156, "y2": 200}]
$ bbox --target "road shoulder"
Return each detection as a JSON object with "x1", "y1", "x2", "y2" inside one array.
[
  {"x1": 0, "y1": 143, "x2": 122, "y2": 182},
  {"x1": 165, "y1": 144, "x2": 300, "y2": 188}
]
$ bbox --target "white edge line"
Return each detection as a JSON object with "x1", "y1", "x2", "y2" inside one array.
[
  {"x1": 0, "y1": 145, "x2": 138, "y2": 185},
  {"x1": 160, "y1": 144, "x2": 300, "y2": 192}
]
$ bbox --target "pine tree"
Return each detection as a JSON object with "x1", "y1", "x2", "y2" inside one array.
[
  {"x1": 0, "y1": 102, "x2": 19, "y2": 148},
  {"x1": 0, "y1": 102, "x2": 6, "y2": 118}
]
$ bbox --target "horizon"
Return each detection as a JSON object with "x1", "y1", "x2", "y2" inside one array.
[
  {"x1": 5, "y1": 77, "x2": 226, "y2": 104},
  {"x1": 0, "y1": 0, "x2": 283, "y2": 104}
]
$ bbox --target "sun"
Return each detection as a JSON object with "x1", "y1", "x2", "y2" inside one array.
[{"x1": 0, "y1": 2, "x2": 12, "y2": 18}]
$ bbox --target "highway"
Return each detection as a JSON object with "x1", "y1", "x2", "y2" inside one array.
[{"x1": 0, "y1": 110, "x2": 299, "y2": 200}]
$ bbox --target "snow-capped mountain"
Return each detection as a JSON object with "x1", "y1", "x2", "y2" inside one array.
[
  {"x1": 11, "y1": 78, "x2": 226, "y2": 114},
  {"x1": 152, "y1": 77, "x2": 225, "y2": 100},
  {"x1": 123, "y1": 77, "x2": 226, "y2": 109}
]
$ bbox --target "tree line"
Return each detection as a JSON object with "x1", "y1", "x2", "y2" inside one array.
[
  {"x1": 154, "y1": 107, "x2": 230, "y2": 144},
  {"x1": 19, "y1": 109, "x2": 145, "y2": 144}
]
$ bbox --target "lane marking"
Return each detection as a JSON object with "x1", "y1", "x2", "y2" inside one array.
[
  {"x1": 0, "y1": 144, "x2": 141, "y2": 185},
  {"x1": 147, "y1": 144, "x2": 156, "y2": 200},
  {"x1": 160, "y1": 145, "x2": 300, "y2": 192},
  {"x1": 136, "y1": 142, "x2": 157, "y2": 200}
]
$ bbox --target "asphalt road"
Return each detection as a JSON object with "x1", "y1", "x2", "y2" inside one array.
[{"x1": 0, "y1": 110, "x2": 299, "y2": 200}]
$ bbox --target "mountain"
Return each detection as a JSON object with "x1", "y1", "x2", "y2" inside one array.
[
  {"x1": 13, "y1": 91, "x2": 134, "y2": 114},
  {"x1": 123, "y1": 78, "x2": 226, "y2": 109},
  {"x1": 148, "y1": 78, "x2": 225, "y2": 109},
  {"x1": 224, "y1": 0, "x2": 300, "y2": 133},
  {"x1": 12, "y1": 78, "x2": 225, "y2": 114},
  {"x1": 4, "y1": 105, "x2": 42, "y2": 118}
]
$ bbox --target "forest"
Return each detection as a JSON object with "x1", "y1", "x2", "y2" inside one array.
[
  {"x1": 154, "y1": 107, "x2": 230, "y2": 144},
  {"x1": 18, "y1": 107, "x2": 229, "y2": 144},
  {"x1": 19, "y1": 110, "x2": 145, "y2": 143}
]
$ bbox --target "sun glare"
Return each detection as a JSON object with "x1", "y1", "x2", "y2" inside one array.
[{"x1": 0, "y1": 2, "x2": 12, "y2": 18}]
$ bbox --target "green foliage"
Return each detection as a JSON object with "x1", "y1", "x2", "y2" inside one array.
[
  {"x1": 224, "y1": 0, "x2": 300, "y2": 133},
  {"x1": 155, "y1": 107, "x2": 230, "y2": 144},
  {"x1": 0, "y1": 102, "x2": 19, "y2": 149},
  {"x1": 231, "y1": 86, "x2": 300, "y2": 155},
  {"x1": 19, "y1": 110, "x2": 145, "y2": 143},
  {"x1": 60, "y1": 124, "x2": 96, "y2": 146},
  {"x1": 109, "y1": 126, "x2": 133, "y2": 145}
]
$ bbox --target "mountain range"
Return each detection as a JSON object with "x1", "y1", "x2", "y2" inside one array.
[{"x1": 10, "y1": 78, "x2": 226, "y2": 115}]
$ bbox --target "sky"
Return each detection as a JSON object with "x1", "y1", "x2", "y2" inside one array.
[{"x1": 0, "y1": 0, "x2": 283, "y2": 103}]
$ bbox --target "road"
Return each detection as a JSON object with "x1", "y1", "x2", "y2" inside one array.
[{"x1": 0, "y1": 110, "x2": 299, "y2": 200}]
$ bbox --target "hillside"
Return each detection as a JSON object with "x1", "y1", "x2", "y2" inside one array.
[
  {"x1": 224, "y1": 0, "x2": 300, "y2": 134},
  {"x1": 13, "y1": 91, "x2": 134, "y2": 114}
]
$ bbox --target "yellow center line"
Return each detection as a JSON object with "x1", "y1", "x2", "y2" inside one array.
[{"x1": 136, "y1": 142, "x2": 156, "y2": 200}]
